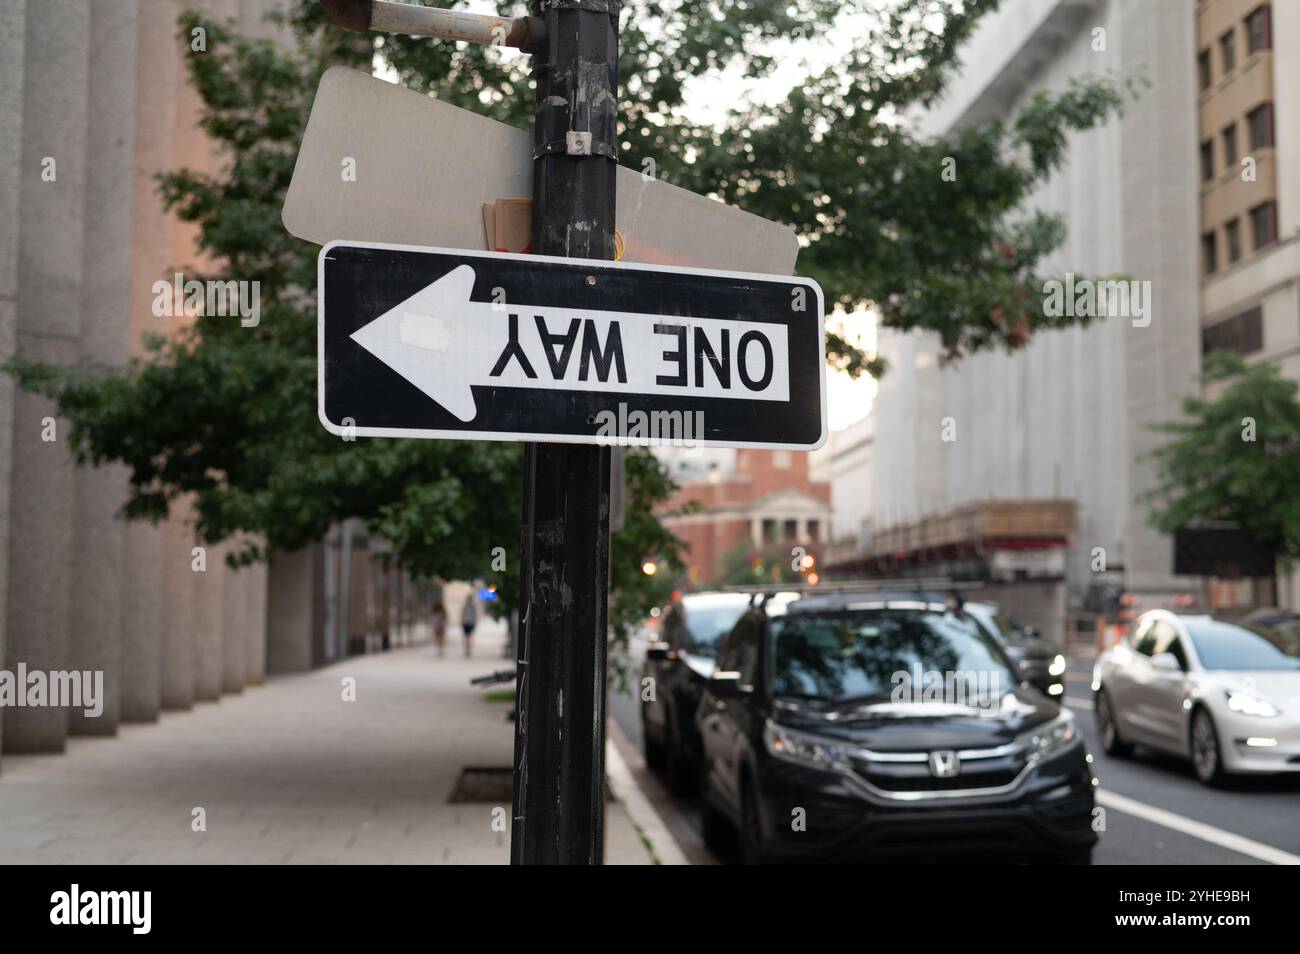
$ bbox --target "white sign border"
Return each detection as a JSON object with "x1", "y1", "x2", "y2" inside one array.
[{"x1": 317, "y1": 238, "x2": 828, "y2": 451}]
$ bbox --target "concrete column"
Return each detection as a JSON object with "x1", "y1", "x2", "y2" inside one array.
[
  {"x1": 1273, "y1": 0, "x2": 1300, "y2": 238},
  {"x1": 67, "y1": 0, "x2": 140, "y2": 737},
  {"x1": 750, "y1": 517, "x2": 762, "y2": 549},
  {"x1": 243, "y1": 558, "x2": 268, "y2": 685},
  {"x1": 120, "y1": 1, "x2": 182, "y2": 724},
  {"x1": 267, "y1": 547, "x2": 319, "y2": 673},
  {"x1": 3, "y1": 0, "x2": 91, "y2": 754},
  {"x1": 193, "y1": 539, "x2": 225, "y2": 702},
  {"x1": 160, "y1": 511, "x2": 197, "y2": 710},
  {"x1": 121, "y1": 522, "x2": 163, "y2": 721},
  {"x1": 0, "y1": 0, "x2": 29, "y2": 769},
  {"x1": 1118, "y1": 0, "x2": 1200, "y2": 593},
  {"x1": 221, "y1": 547, "x2": 247, "y2": 694}
]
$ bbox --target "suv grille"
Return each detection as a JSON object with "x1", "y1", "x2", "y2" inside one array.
[{"x1": 850, "y1": 747, "x2": 1026, "y2": 796}]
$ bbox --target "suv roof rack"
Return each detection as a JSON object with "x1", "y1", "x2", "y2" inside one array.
[{"x1": 706, "y1": 577, "x2": 984, "y2": 597}]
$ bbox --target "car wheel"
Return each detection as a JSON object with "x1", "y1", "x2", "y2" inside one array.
[
  {"x1": 663, "y1": 719, "x2": 698, "y2": 797},
  {"x1": 1191, "y1": 708, "x2": 1226, "y2": 786},
  {"x1": 1096, "y1": 689, "x2": 1133, "y2": 757},
  {"x1": 642, "y1": 717, "x2": 666, "y2": 771},
  {"x1": 737, "y1": 779, "x2": 767, "y2": 865},
  {"x1": 701, "y1": 798, "x2": 732, "y2": 856}
]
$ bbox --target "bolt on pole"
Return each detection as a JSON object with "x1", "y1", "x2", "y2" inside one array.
[{"x1": 511, "y1": 0, "x2": 620, "y2": 866}]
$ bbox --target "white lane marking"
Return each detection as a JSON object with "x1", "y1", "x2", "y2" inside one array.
[
  {"x1": 1066, "y1": 694, "x2": 1299, "y2": 864},
  {"x1": 1097, "y1": 789, "x2": 1300, "y2": 865}
]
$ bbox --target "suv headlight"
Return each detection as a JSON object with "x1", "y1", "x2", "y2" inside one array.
[
  {"x1": 1226, "y1": 690, "x2": 1279, "y2": 718},
  {"x1": 764, "y1": 720, "x2": 851, "y2": 770},
  {"x1": 1017, "y1": 711, "x2": 1078, "y2": 761}
]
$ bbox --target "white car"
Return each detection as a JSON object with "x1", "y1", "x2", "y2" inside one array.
[{"x1": 1092, "y1": 609, "x2": 1300, "y2": 785}]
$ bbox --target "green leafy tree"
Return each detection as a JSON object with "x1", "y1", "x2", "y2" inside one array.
[
  {"x1": 1145, "y1": 351, "x2": 1300, "y2": 566},
  {"x1": 6, "y1": 0, "x2": 1129, "y2": 650},
  {"x1": 5, "y1": 5, "x2": 681, "y2": 654},
  {"x1": 720, "y1": 540, "x2": 809, "y2": 586}
]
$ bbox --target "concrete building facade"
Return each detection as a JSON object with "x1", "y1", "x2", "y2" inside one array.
[
  {"x1": 0, "y1": 0, "x2": 295, "y2": 768},
  {"x1": 810, "y1": 413, "x2": 874, "y2": 549},
  {"x1": 0, "y1": 2, "x2": 537, "y2": 784},
  {"x1": 868, "y1": 0, "x2": 1203, "y2": 622}
]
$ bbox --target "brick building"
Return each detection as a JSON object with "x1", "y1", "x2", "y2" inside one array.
[{"x1": 659, "y1": 448, "x2": 832, "y2": 586}]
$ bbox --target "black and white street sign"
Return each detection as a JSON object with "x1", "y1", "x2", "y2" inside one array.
[{"x1": 318, "y1": 241, "x2": 826, "y2": 449}]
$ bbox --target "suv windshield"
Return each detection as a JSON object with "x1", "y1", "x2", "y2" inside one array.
[
  {"x1": 682, "y1": 601, "x2": 749, "y2": 658},
  {"x1": 995, "y1": 612, "x2": 1034, "y2": 646},
  {"x1": 1240, "y1": 613, "x2": 1300, "y2": 658},
  {"x1": 769, "y1": 609, "x2": 1017, "y2": 704},
  {"x1": 1186, "y1": 620, "x2": 1300, "y2": 671}
]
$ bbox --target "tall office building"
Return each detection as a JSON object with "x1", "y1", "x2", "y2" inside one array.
[{"x1": 862, "y1": 0, "x2": 1204, "y2": 634}]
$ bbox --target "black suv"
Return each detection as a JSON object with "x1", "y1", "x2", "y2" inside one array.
[
  {"x1": 696, "y1": 588, "x2": 1098, "y2": 864},
  {"x1": 964, "y1": 601, "x2": 1067, "y2": 699},
  {"x1": 641, "y1": 591, "x2": 754, "y2": 793}
]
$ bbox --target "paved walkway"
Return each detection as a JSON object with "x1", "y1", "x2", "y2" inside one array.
[{"x1": 0, "y1": 620, "x2": 659, "y2": 864}]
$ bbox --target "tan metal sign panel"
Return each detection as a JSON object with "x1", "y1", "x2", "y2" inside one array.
[{"x1": 284, "y1": 67, "x2": 799, "y2": 275}]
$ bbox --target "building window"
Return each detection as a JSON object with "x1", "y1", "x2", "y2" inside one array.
[
  {"x1": 1200, "y1": 140, "x2": 1214, "y2": 182},
  {"x1": 1250, "y1": 200, "x2": 1278, "y2": 251},
  {"x1": 1202, "y1": 231, "x2": 1218, "y2": 274},
  {"x1": 1222, "y1": 123, "x2": 1238, "y2": 166},
  {"x1": 1198, "y1": 49, "x2": 1212, "y2": 90},
  {"x1": 1202, "y1": 306, "x2": 1262, "y2": 355},
  {"x1": 783, "y1": 519, "x2": 798, "y2": 542},
  {"x1": 1226, "y1": 218, "x2": 1242, "y2": 264},
  {"x1": 807, "y1": 519, "x2": 820, "y2": 542},
  {"x1": 1245, "y1": 5, "x2": 1272, "y2": 54},
  {"x1": 1220, "y1": 29, "x2": 1236, "y2": 73},
  {"x1": 1247, "y1": 102, "x2": 1274, "y2": 150},
  {"x1": 762, "y1": 518, "x2": 777, "y2": 543}
]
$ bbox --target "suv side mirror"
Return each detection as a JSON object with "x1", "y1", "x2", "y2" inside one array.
[
  {"x1": 1017, "y1": 660, "x2": 1052, "y2": 694},
  {"x1": 1149, "y1": 652, "x2": 1182, "y2": 673},
  {"x1": 645, "y1": 641, "x2": 670, "y2": 661},
  {"x1": 709, "y1": 670, "x2": 743, "y2": 697}
]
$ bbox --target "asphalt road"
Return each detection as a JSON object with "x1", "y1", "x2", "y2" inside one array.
[{"x1": 609, "y1": 636, "x2": 1300, "y2": 865}]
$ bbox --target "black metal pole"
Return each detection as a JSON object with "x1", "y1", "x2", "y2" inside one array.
[{"x1": 511, "y1": 0, "x2": 619, "y2": 865}]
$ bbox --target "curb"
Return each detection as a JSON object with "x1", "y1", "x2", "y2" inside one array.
[{"x1": 605, "y1": 723, "x2": 689, "y2": 865}]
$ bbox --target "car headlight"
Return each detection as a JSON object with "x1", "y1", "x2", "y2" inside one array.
[
  {"x1": 763, "y1": 719, "x2": 851, "y2": 770},
  {"x1": 1048, "y1": 654, "x2": 1067, "y2": 677},
  {"x1": 1225, "y1": 690, "x2": 1279, "y2": 718},
  {"x1": 1017, "y1": 711, "x2": 1078, "y2": 760}
]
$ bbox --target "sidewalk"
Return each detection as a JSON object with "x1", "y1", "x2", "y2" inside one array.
[{"x1": 0, "y1": 619, "x2": 667, "y2": 864}]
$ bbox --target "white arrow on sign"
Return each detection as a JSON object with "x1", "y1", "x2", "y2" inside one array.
[{"x1": 350, "y1": 264, "x2": 791, "y2": 422}]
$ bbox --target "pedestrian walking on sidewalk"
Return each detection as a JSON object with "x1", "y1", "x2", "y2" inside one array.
[
  {"x1": 432, "y1": 602, "x2": 447, "y2": 657},
  {"x1": 461, "y1": 595, "x2": 478, "y2": 657}
]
